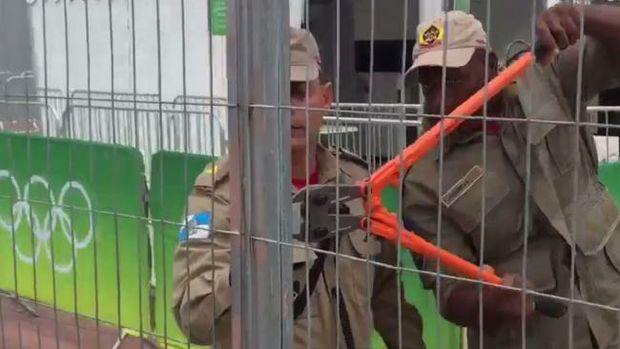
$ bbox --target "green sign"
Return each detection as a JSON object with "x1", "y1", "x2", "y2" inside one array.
[
  {"x1": 0, "y1": 132, "x2": 151, "y2": 333},
  {"x1": 378, "y1": 185, "x2": 462, "y2": 349},
  {"x1": 454, "y1": 0, "x2": 470, "y2": 12},
  {"x1": 600, "y1": 162, "x2": 620, "y2": 206},
  {"x1": 150, "y1": 151, "x2": 218, "y2": 347},
  {"x1": 210, "y1": 0, "x2": 227, "y2": 36}
]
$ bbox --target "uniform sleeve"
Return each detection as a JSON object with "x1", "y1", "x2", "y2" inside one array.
[
  {"x1": 372, "y1": 241, "x2": 426, "y2": 349},
  {"x1": 172, "y1": 188, "x2": 232, "y2": 345},
  {"x1": 401, "y1": 172, "x2": 478, "y2": 320},
  {"x1": 553, "y1": 37, "x2": 620, "y2": 108}
]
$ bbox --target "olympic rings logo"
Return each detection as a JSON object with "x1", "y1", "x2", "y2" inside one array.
[{"x1": 0, "y1": 170, "x2": 94, "y2": 273}]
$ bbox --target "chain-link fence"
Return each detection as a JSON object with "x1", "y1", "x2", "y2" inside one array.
[{"x1": 1, "y1": 0, "x2": 620, "y2": 349}]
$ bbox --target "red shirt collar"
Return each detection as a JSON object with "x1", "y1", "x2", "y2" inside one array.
[{"x1": 292, "y1": 170, "x2": 319, "y2": 190}]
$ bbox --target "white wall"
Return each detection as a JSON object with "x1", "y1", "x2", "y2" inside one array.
[
  {"x1": 290, "y1": 0, "x2": 304, "y2": 28},
  {"x1": 28, "y1": 0, "x2": 227, "y2": 101},
  {"x1": 419, "y1": 0, "x2": 444, "y2": 22}
]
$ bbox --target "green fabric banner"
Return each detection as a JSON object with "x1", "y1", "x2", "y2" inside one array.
[
  {"x1": 454, "y1": 0, "x2": 470, "y2": 12},
  {"x1": 600, "y1": 162, "x2": 620, "y2": 205},
  {"x1": 150, "y1": 151, "x2": 218, "y2": 348},
  {"x1": 0, "y1": 132, "x2": 151, "y2": 333}
]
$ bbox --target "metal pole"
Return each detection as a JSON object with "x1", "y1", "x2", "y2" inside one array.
[{"x1": 227, "y1": 0, "x2": 292, "y2": 347}]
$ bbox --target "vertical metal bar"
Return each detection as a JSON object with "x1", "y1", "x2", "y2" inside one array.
[
  {"x1": 107, "y1": 0, "x2": 123, "y2": 341},
  {"x1": 520, "y1": 1, "x2": 537, "y2": 347},
  {"x1": 179, "y1": 1, "x2": 192, "y2": 348},
  {"x1": 302, "y1": 2, "x2": 314, "y2": 348},
  {"x1": 205, "y1": 0, "x2": 218, "y2": 345},
  {"x1": 81, "y1": 4, "x2": 99, "y2": 347},
  {"x1": 396, "y1": 0, "x2": 409, "y2": 347},
  {"x1": 61, "y1": 0, "x2": 82, "y2": 346},
  {"x1": 568, "y1": 3, "x2": 587, "y2": 349},
  {"x1": 434, "y1": 6, "x2": 450, "y2": 349},
  {"x1": 129, "y1": 0, "x2": 145, "y2": 342},
  {"x1": 39, "y1": 1, "x2": 61, "y2": 347},
  {"x1": 335, "y1": 0, "x2": 343, "y2": 346},
  {"x1": 604, "y1": 111, "x2": 610, "y2": 162},
  {"x1": 364, "y1": 0, "x2": 376, "y2": 340},
  {"x1": 227, "y1": 0, "x2": 292, "y2": 346},
  {"x1": 478, "y1": 1, "x2": 492, "y2": 347},
  {"x1": 154, "y1": 0, "x2": 168, "y2": 344}
]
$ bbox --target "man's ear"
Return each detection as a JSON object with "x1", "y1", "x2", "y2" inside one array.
[{"x1": 322, "y1": 82, "x2": 333, "y2": 108}]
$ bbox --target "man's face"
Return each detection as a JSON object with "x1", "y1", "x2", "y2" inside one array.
[
  {"x1": 418, "y1": 50, "x2": 497, "y2": 120},
  {"x1": 290, "y1": 79, "x2": 333, "y2": 151}
]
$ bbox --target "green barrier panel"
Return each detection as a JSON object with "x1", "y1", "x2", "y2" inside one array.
[
  {"x1": 375, "y1": 185, "x2": 462, "y2": 349},
  {"x1": 150, "y1": 151, "x2": 217, "y2": 348},
  {"x1": 0, "y1": 132, "x2": 151, "y2": 333},
  {"x1": 600, "y1": 162, "x2": 620, "y2": 205}
]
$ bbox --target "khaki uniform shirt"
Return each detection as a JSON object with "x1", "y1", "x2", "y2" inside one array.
[
  {"x1": 403, "y1": 38, "x2": 620, "y2": 349},
  {"x1": 173, "y1": 145, "x2": 425, "y2": 349}
]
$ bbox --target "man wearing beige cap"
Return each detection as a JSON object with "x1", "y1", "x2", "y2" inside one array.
[
  {"x1": 172, "y1": 27, "x2": 425, "y2": 349},
  {"x1": 402, "y1": 4, "x2": 620, "y2": 349}
]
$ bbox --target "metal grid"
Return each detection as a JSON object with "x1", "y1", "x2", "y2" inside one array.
[{"x1": 0, "y1": 0, "x2": 619, "y2": 349}]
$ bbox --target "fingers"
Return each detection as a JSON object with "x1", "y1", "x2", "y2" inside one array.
[
  {"x1": 499, "y1": 274, "x2": 535, "y2": 316},
  {"x1": 535, "y1": 4, "x2": 584, "y2": 65},
  {"x1": 561, "y1": 11, "x2": 580, "y2": 45},
  {"x1": 535, "y1": 17, "x2": 558, "y2": 65},
  {"x1": 554, "y1": 5, "x2": 582, "y2": 47},
  {"x1": 500, "y1": 273, "x2": 524, "y2": 287},
  {"x1": 547, "y1": 12, "x2": 571, "y2": 49},
  {"x1": 501, "y1": 274, "x2": 533, "y2": 289},
  {"x1": 481, "y1": 264, "x2": 495, "y2": 274}
]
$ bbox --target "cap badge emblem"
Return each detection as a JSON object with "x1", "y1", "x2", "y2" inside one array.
[{"x1": 419, "y1": 24, "x2": 444, "y2": 47}]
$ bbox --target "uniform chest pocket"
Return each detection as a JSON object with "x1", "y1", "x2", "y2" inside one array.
[{"x1": 443, "y1": 169, "x2": 511, "y2": 235}]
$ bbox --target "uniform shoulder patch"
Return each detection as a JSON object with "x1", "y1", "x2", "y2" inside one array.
[
  {"x1": 441, "y1": 165, "x2": 484, "y2": 207},
  {"x1": 179, "y1": 211, "x2": 213, "y2": 242}
]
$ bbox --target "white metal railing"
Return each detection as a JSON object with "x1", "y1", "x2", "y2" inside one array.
[{"x1": 2, "y1": 92, "x2": 619, "y2": 166}]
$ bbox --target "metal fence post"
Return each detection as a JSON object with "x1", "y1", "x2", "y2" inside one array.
[{"x1": 227, "y1": 0, "x2": 293, "y2": 348}]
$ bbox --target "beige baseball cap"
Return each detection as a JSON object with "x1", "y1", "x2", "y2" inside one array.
[
  {"x1": 407, "y1": 11, "x2": 488, "y2": 74},
  {"x1": 290, "y1": 27, "x2": 322, "y2": 82}
]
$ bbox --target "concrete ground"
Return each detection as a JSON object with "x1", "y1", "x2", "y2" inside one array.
[{"x1": 0, "y1": 294, "x2": 159, "y2": 349}]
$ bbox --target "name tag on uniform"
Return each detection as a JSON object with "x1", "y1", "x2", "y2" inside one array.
[{"x1": 441, "y1": 165, "x2": 484, "y2": 208}]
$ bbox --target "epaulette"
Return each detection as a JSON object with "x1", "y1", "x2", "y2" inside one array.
[
  {"x1": 330, "y1": 147, "x2": 369, "y2": 169},
  {"x1": 195, "y1": 157, "x2": 230, "y2": 188}
]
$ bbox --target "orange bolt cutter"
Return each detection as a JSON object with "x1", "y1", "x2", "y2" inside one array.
[{"x1": 292, "y1": 52, "x2": 566, "y2": 318}]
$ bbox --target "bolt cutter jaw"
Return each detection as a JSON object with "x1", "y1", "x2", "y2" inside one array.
[{"x1": 292, "y1": 184, "x2": 364, "y2": 243}]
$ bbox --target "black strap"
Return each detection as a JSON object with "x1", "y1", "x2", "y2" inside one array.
[
  {"x1": 337, "y1": 289, "x2": 356, "y2": 349},
  {"x1": 292, "y1": 242, "x2": 356, "y2": 349},
  {"x1": 293, "y1": 247, "x2": 327, "y2": 320}
]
